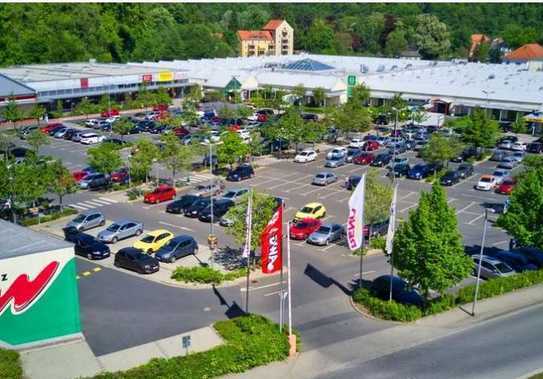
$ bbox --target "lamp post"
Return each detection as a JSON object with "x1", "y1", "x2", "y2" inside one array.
[
  {"x1": 207, "y1": 141, "x2": 218, "y2": 253},
  {"x1": 388, "y1": 105, "x2": 399, "y2": 301},
  {"x1": 482, "y1": 90, "x2": 494, "y2": 117},
  {"x1": 471, "y1": 208, "x2": 492, "y2": 316}
]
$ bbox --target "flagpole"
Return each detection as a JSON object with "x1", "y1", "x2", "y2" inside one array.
[
  {"x1": 244, "y1": 190, "x2": 253, "y2": 313},
  {"x1": 279, "y1": 250, "x2": 284, "y2": 332},
  {"x1": 287, "y1": 220, "x2": 296, "y2": 356},
  {"x1": 388, "y1": 184, "x2": 399, "y2": 301}
]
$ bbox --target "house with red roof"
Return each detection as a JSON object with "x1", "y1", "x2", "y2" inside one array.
[
  {"x1": 238, "y1": 19, "x2": 293, "y2": 57},
  {"x1": 504, "y1": 43, "x2": 543, "y2": 62}
]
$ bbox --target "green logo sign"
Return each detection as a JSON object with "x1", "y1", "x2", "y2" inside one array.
[{"x1": 347, "y1": 75, "x2": 357, "y2": 86}]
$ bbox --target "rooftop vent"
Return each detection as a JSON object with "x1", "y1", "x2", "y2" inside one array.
[
  {"x1": 488, "y1": 74, "x2": 495, "y2": 80},
  {"x1": 377, "y1": 65, "x2": 385, "y2": 72},
  {"x1": 360, "y1": 64, "x2": 369, "y2": 73}
]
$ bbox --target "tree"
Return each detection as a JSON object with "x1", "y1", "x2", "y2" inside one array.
[
  {"x1": 236, "y1": 105, "x2": 254, "y2": 119},
  {"x1": 511, "y1": 117, "x2": 528, "y2": 134},
  {"x1": 130, "y1": 139, "x2": 159, "y2": 183},
  {"x1": 87, "y1": 142, "x2": 122, "y2": 175},
  {"x1": 112, "y1": 117, "x2": 133, "y2": 140},
  {"x1": 413, "y1": 14, "x2": 451, "y2": 59},
  {"x1": 73, "y1": 97, "x2": 96, "y2": 118},
  {"x1": 269, "y1": 107, "x2": 305, "y2": 152},
  {"x1": 462, "y1": 108, "x2": 501, "y2": 149},
  {"x1": 160, "y1": 133, "x2": 195, "y2": 183},
  {"x1": 51, "y1": 100, "x2": 64, "y2": 119},
  {"x1": 365, "y1": 168, "x2": 393, "y2": 245},
  {"x1": 28, "y1": 104, "x2": 46, "y2": 126},
  {"x1": 47, "y1": 160, "x2": 77, "y2": 210},
  {"x1": 26, "y1": 129, "x2": 50, "y2": 155},
  {"x1": 224, "y1": 190, "x2": 278, "y2": 251},
  {"x1": 304, "y1": 19, "x2": 336, "y2": 53},
  {"x1": 217, "y1": 106, "x2": 236, "y2": 120},
  {"x1": 384, "y1": 28, "x2": 408, "y2": 57},
  {"x1": 292, "y1": 84, "x2": 306, "y2": 107},
  {"x1": 185, "y1": 85, "x2": 203, "y2": 107},
  {"x1": 312, "y1": 87, "x2": 326, "y2": 107},
  {"x1": 421, "y1": 134, "x2": 464, "y2": 167},
  {"x1": 472, "y1": 42, "x2": 490, "y2": 63},
  {"x1": 497, "y1": 164, "x2": 543, "y2": 249},
  {"x1": 0, "y1": 133, "x2": 14, "y2": 161},
  {"x1": 348, "y1": 84, "x2": 371, "y2": 107},
  {"x1": 2, "y1": 97, "x2": 23, "y2": 131},
  {"x1": 329, "y1": 103, "x2": 371, "y2": 136},
  {"x1": 501, "y1": 23, "x2": 539, "y2": 50},
  {"x1": 393, "y1": 183, "x2": 472, "y2": 298},
  {"x1": 217, "y1": 131, "x2": 249, "y2": 170}
]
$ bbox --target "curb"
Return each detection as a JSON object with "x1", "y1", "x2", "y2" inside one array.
[{"x1": 516, "y1": 368, "x2": 543, "y2": 379}]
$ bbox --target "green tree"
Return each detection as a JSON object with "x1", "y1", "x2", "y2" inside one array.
[
  {"x1": 185, "y1": 85, "x2": 203, "y2": 106},
  {"x1": 312, "y1": 87, "x2": 326, "y2": 107},
  {"x1": 421, "y1": 134, "x2": 464, "y2": 167},
  {"x1": 304, "y1": 19, "x2": 336, "y2": 53},
  {"x1": 511, "y1": 117, "x2": 527, "y2": 134},
  {"x1": 393, "y1": 183, "x2": 472, "y2": 298},
  {"x1": 348, "y1": 84, "x2": 371, "y2": 107},
  {"x1": 329, "y1": 103, "x2": 371, "y2": 136},
  {"x1": 224, "y1": 190, "x2": 278, "y2": 251},
  {"x1": 414, "y1": 14, "x2": 451, "y2": 59},
  {"x1": 472, "y1": 42, "x2": 490, "y2": 63},
  {"x1": 160, "y1": 133, "x2": 196, "y2": 183},
  {"x1": 217, "y1": 131, "x2": 249, "y2": 170},
  {"x1": 26, "y1": 129, "x2": 50, "y2": 155},
  {"x1": 46, "y1": 160, "x2": 77, "y2": 210},
  {"x1": 0, "y1": 133, "x2": 14, "y2": 161},
  {"x1": 51, "y1": 100, "x2": 64, "y2": 119},
  {"x1": 28, "y1": 104, "x2": 46, "y2": 126},
  {"x1": 462, "y1": 108, "x2": 501, "y2": 149},
  {"x1": 236, "y1": 105, "x2": 254, "y2": 119},
  {"x1": 217, "y1": 106, "x2": 236, "y2": 120},
  {"x1": 87, "y1": 142, "x2": 122, "y2": 175},
  {"x1": 98, "y1": 94, "x2": 113, "y2": 113},
  {"x1": 365, "y1": 168, "x2": 393, "y2": 245},
  {"x1": 385, "y1": 28, "x2": 408, "y2": 57},
  {"x1": 270, "y1": 107, "x2": 305, "y2": 152},
  {"x1": 292, "y1": 84, "x2": 306, "y2": 107},
  {"x1": 130, "y1": 139, "x2": 159, "y2": 183},
  {"x1": 2, "y1": 97, "x2": 23, "y2": 131},
  {"x1": 497, "y1": 164, "x2": 543, "y2": 249},
  {"x1": 72, "y1": 97, "x2": 96, "y2": 118},
  {"x1": 112, "y1": 117, "x2": 133, "y2": 140},
  {"x1": 501, "y1": 23, "x2": 539, "y2": 49}
]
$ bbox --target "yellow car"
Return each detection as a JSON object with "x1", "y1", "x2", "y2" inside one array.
[
  {"x1": 294, "y1": 202, "x2": 326, "y2": 221},
  {"x1": 133, "y1": 229, "x2": 174, "y2": 254}
]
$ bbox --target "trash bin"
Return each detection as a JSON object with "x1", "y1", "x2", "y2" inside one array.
[{"x1": 208, "y1": 234, "x2": 218, "y2": 250}]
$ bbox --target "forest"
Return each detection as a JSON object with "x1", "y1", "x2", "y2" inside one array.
[{"x1": 0, "y1": 3, "x2": 542, "y2": 66}]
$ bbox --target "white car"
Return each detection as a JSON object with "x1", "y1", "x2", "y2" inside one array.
[
  {"x1": 326, "y1": 147, "x2": 348, "y2": 160},
  {"x1": 105, "y1": 115, "x2": 120, "y2": 124},
  {"x1": 85, "y1": 119, "x2": 100, "y2": 128},
  {"x1": 80, "y1": 133, "x2": 105, "y2": 145},
  {"x1": 294, "y1": 149, "x2": 317, "y2": 163},
  {"x1": 511, "y1": 142, "x2": 526, "y2": 151},
  {"x1": 476, "y1": 175, "x2": 498, "y2": 191},
  {"x1": 348, "y1": 138, "x2": 365, "y2": 148}
]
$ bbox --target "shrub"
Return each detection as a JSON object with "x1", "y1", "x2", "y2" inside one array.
[
  {"x1": 0, "y1": 349, "x2": 23, "y2": 379},
  {"x1": 20, "y1": 207, "x2": 77, "y2": 226},
  {"x1": 127, "y1": 188, "x2": 144, "y2": 201},
  {"x1": 352, "y1": 288, "x2": 422, "y2": 322},
  {"x1": 369, "y1": 235, "x2": 386, "y2": 251},
  {"x1": 171, "y1": 266, "x2": 246, "y2": 285},
  {"x1": 90, "y1": 314, "x2": 293, "y2": 379}
]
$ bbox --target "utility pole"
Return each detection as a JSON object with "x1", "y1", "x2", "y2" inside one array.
[
  {"x1": 472, "y1": 208, "x2": 491, "y2": 316},
  {"x1": 388, "y1": 105, "x2": 399, "y2": 301}
]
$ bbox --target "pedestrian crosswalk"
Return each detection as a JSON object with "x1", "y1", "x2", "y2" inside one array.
[
  {"x1": 183, "y1": 173, "x2": 217, "y2": 185},
  {"x1": 68, "y1": 197, "x2": 118, "y2": 211}
]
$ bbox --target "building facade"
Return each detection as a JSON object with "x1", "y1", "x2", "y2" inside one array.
[{"x1": 238, "y1": 20, "x2": 293, "y2": 57}]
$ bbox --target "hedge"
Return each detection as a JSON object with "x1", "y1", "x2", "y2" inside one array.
[
  {"x1": 19, "y1": 207, "x2": 77, "y2": 226},
  {"x1": 171, "y1": 266, "x2": 246, "y2": 285},
  {"x1": 353, "y1": 269, "x2": 543, "y2": 322},
  {"x1": 0, "y1": 349, "x2": 23, "y2": 379},
  {"x1": 90, "y1": 314, "x2": 293, "y2": 379}
]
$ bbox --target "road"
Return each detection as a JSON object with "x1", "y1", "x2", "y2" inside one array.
[{"x1": 319, "y1": 303, "x2": 543, "y2": 379}]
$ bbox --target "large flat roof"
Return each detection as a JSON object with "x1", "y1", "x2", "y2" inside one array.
[{"x1": 0, "y1": 220, "x2": 72, "y2": 259}]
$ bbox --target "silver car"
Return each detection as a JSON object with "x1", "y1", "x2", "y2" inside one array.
[
  {"x1": 222, "y1": 188, "x2": 249, "y2": 202},
  {"x1": 97, "y1": 220, "x2": 144, "y2": 243},
  {"x1": 498, "y1": 156, "x2": 517, "y2": 170},
  {"x1": 189, "y1": 181, "x2": 225, "y2": 197},
  {"x1": 307, "y1": 224, "x2": 345, "y2": 246},
  {"x1": 66, "y1": 210, "x2": 105, "y2": 231},
  {"x1": 472, "y1": 255, "x2": 515, "y2": 280},
  {"x1": 312, "y1": 172, "x2": 337, "y2": 186},
  {"x1": 324, "y1": 155, "x2": 346, "y2": 168}
]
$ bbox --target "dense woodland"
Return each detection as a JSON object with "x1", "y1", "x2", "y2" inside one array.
[{"x1": 0, "y1": 3, "x2": 542, "y2": 66}]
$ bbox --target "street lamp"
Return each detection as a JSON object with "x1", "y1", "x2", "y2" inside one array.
[
  {"x1": 388, "y1": 105, "x2": 400, "y2": 301},
  {"x1": 482, "y1": 90, "x2": 494, "y2": 117},
  {"x1": 471, "y1": 207, "x2": 494, "y2": 316},
  {"x1": 207, "y1": 140, "x2": 218, "y2": 252}
]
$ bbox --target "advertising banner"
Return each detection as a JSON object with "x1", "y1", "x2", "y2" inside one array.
[
  {"x1": 346, "y1": 174, "x2": 366, "y2": 251},
  {"x1": 142, "y1": 74, "x2": 152, "y2": 83},
  {"x1": 261, "y1": 206, "x2": 283, "y2": 274},
  {"x1": 80, "y1": 78, "x2": 89, "y2": 89},
  {"x1": 157, "y1": 72, "x2": 174, "y2": 82}
]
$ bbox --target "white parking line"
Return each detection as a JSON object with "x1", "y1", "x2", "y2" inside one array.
[
  {"x1": 399, "y1": 191, "x2": 417, "y2": 200},
  {"x1": 351, "y1": 271, "x2": 376, "y2": 279},
  {"x1": 69, "y1": 204, "x2": 89, "y2": 211},
  {"x1": 455, "y1": 201, "x2": 476, "y2": 215},
  {"x1": 399, "y1": 204, "x2": 417, "y2": 213},
  {"x1": 76, "y1": 202, "x2": 94, "y2": 209},
  {"x1": 492, "y1": 240, "x2": 510, "y2": 246},
  {"x1": 467, "y1": 213, "x2": 485, "y2": 225},
  {"x1": 240, "y1": 282, "x2": 281, "y2": 292},
  {"x1": 264, "y1": 290, "x2": 282, "y2": 297},
  {"x1": 447, "y1": 198, "x2": 458, "y2": 204},
  {"x1": 158, "y1": 221, "x2": 193, "y2": 232}
]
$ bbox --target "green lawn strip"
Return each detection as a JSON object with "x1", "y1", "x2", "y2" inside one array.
[
  {"x1": 353, "y1": 269, "x2": 543, "y2": 322},
  {"x1": 19, "y1": 207, "x2": 77, "y2": 226},
  {"x1": 171, "y1": 266, "x2": 246, "y2": 285},
  {"x1": 0, "y1": 348, "x2": 23, "y2": 379},
  {"x1": 91, "y1": 314, "x2": 293, "y2": 379}
]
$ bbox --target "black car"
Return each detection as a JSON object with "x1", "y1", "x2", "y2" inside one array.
[
  {"x1": 184, "y1": 197, "x2": 211, "y2": 218},
  {"x1": 114, "y1": 247, "x2": 160, "y2": 274},
  {"x1": 527, "y1": 142, "x2": 542, "y2": 154},
  {"x1": 73, "y1": 234, "x2": 110, "y2": 260},
  {"x1": 387, "y1": 163, "x2": 410, "y2": 177},
  {"x1": 47, "y1": 125, "x2": 65, "y2": 136},
  {"x1": 451, "y1": 146, "x2": 478, "y2": 163},
  {"x1": 345, "y1": 175, "x2": 362, "y2": 190},
  {"x1": 104, "y1": 137, "x2": 128, "y2": 146},
  {"x1": 227, "y1": 165, "x2": 254, "y2": 181},
  {"x1": 456, "y1": 163, "x2": 474, "y2": 179},
  {"x1": 166, "y1": 195, "x2": 200, "y2": 214},
  {"x1": 137, "y1": 120, "x2": 156, "y2": 132},
  {"x1": 514, "y1": 247, "x2": 543, "y2": 268},
  {"x1": 371, "y1": 153, "x2": 392, "y2": 167},
  {"x1": 440, "y1": 170, "x2": 461, "y2": 186},
  {"x1": 63, "y1": 226, "x2": 84, "y2": 242},
  {"x1": 87, "y1": 174, "x2": 110, "y2": 190},
  {"x1": 371, "y1": 275, "x2": 424, "y2": 307},
  {"x1": 198, "y1": 199, "x2": 235, "y2": 222},
  {"x1": 63, "y1": 128, "x2": 77, "y2": 140},
  {"x1": 493, "y1": 251, "x2": 538, "y2": 273}
]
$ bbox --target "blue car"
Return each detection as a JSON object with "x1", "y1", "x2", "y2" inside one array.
[
  {"x1": 493, "y1": 251, "x2": 538, "y2": 272},
  {"x1": 155, "y1": 235, "x2": 198, "y2": 263},
  {"x1": 407, "y1": 164, "x2": 432, "y2": 180}
]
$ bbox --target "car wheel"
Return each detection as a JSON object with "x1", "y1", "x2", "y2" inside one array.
[
  {"x1": 87, "y1": 253, "x2": 93, "y2": 260},
  {"x1": 147, "y1": 249, "x2": 153, "y2": 254},
  {"x1": 169, "y1": 256, "x2": 175, "y2": 263},
  {"x1": 112, "y1": 237, "x2": 118, "y2": 243},
  {"x1": 99, "y1": 220, "x2": 105, "y2": 226},
  {"x1": 136, "y1": 229, "x2": 142, "y2": 236},
  {"x1": 325, "y1": 239, "x2": 329, "y2": 246}
]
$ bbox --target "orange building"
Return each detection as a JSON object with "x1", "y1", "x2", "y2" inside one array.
[
  {"x1": 238, "y1": 19, "x2": 294, "y2": 57},
  {"x1": 504, "y1": 43, "x2": 543, "y2": 62}
]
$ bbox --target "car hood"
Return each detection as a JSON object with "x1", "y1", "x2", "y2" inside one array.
[
  {"x1": 308, "y1": 232, "x2": 329, "y2": 240},
  {"x1": 89, "y1": 242, "x2": 110, "y2": 252},
  {"x1": 98, "y1": 230, "x2": 116, "y2": 239}
]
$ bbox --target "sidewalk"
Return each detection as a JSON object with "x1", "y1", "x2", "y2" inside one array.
[
  {"x1": 225, "y1": 284, "x2": 543, "y2": 379},
  {"x1": 20, "y1": 326, "x2": 223, "y2": 379}
]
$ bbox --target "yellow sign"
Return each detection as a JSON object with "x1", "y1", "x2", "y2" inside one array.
[{"x1": 157, "y1": 72, "x2": 174, "y2": 82}]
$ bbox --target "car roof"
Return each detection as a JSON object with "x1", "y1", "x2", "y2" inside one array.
[
  {"x1": 316, "y1": 171, "x2": 333, "y2": 176},
  {"x1": 471, "y1": 254, "x2": 502, "y2": 264},
  {"x1": 304, "y1": 202, "x2": 323, "y2": 208},
  {"x1": 480, "y1": 175, "x2": 494, "y2": 179},
  {"x1": 81, "y1": 133, "x2": 96, "y2": 137},
  {"x1": 112, "y1": 219, "x2": 138, "y2": 225},
  {"x1": 81, "y1": 210, "x2": 103, "y2": 216},
  {"x1": 145, "y1": 229, "x2": 171, "y2": 237},
  {"x1": 119, "y1": 247, "x2": 143, "y2": 255}
]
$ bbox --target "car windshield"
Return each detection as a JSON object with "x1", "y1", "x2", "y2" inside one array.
[
  {"x1": 317, "y1": 226, "x2": 331, "y2": 234},
  {"x1": 481, "y1": 177, "x2": 492, "y2": 183},
  {"x1": 195, "y1": 199, "x2": 209, "y2": 207},
  {"x1": 106, "y1": 224, "x2": 120, "y2": 232},
  {"x1": 163, "y1": 240, "x2": 178, "y2": 250},
  {"x1": 494, "y1": 172, "x2": 505, "y2": 177},
  {"x1": 223, "y1": 191, "x2": 236, "y2": 198},
  {"x1": 295, "y1": 221, "x2": 312, "y2": 228},
  {"x1": 316, "y1": 174, "x2": 325, "y2": 179},
  {"x1": 300, "y1": 207, "x2": 314, "y2": 213},
  {"x1": 503, "y1": 180, "x2": 514, "y2": 185},
  {"x1": 72, "y1": 215, "x2": 86, "y2": 223},
  {"x1": 496, "y1": 263, "x2": 513, "y2": 273},
  {"x1": 140, "y1": 235, "x2": 155, "y2": 243},
  {"x1": 300, "y1": 152, "x2": 309, "y2": 156}
]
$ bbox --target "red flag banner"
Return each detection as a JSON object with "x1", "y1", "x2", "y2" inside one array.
[{"x1": 261, "y1": 206, "x2": 283, "y2": 274}]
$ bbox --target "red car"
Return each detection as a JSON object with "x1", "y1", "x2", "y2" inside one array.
[
  {"x1": 40, "y1": 123, "x2": 63, "y2": 134},
  {"x1": 144, "y1": 184, "x2": 176, "y2": 204},
  {"x1": 353, "y1": 153, "x2": 374, "y2": 165},
  {"x1": 101, "y1": 109, "x2": 120, "y2": 118},
  {"x1": 362, "y1": 141, "x2": 380, "y2": 151},
  {"x1": 173, "y1": 127, "x2": 190, "y2": 137},
  {"x1": 257, "y1": 114, "x2": 268, "y2": 123},
  {"x1": 153, "y1": 104, "x2": 169, "y2": 112},
  {"x1": 496, "y1": 178, "x2": 516, "y2": 195},
  {"x1": 289, "y1": 218, "x2": 322, "y2": 240},
  {"x1": 111, "y1": 168, "x2": 129, "y2": 184},
  {"x1": 72, "y1": 167, "x2": 95, "y2": 182}
]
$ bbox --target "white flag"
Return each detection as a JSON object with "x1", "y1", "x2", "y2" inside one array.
[
  {"x1": 385, "y1": 184, "x2": 399, "y2": 256},
  {"x1": 347, "y1": 174, "x2": 366, "y2": 251},
  {"x1": 242, "y1": 192, "x2": 253, "y2": 258}
]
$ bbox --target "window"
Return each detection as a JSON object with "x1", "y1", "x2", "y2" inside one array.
[{"x1": 481, "y1": 261, "x2": 494, "y2": 270}]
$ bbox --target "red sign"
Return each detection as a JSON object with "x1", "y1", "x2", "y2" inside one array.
[
  {"x1": 0, "y1": 261, "x2": 59, "y2": 315},
  {"x1": 80, "y1": 78, "x2": 89, "y2": 89},
  {"x1": 142, "y1": 74, "x2": 152, "y2": 82},
  {"x1": 260, "y1": 206, "x2": 283, "y2": 274}
]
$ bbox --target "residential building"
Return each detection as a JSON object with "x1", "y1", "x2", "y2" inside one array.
[
  {"x1": 469, "y1": 34, "x2": 490, "y2": 59},
  {"x1": 504, "y1": 43, "x2": 543, "y2": 63},
  {"x1": 238, "y1": 19, "x2": 293, "y2": 57}
]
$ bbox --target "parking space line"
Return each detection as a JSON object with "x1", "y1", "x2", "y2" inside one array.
[
  {"x1": 399, "y1": 191, "x2": 417, "y2": 201},
  {"x1": 351, "y1": 271, "x2": 376, "y2": 278},
  {"x1": 240, "y1": 282, "x2": 281, "y2": 292},
  {"x1": 455, "y1": 201, "x2": 476, "y2": 215},
  {"x1": 399, "y1": 204, "x2": 417, "y2": 213},
  {"x1": 492, "y1": 240, "x2": 510, "y2": 246},
  {"x1": 467, "y1": 213, "x2": 485, "y2": 225},
  {"x1": 447, "y1": 198, "x2": 457, "y2": 204},
  {"x1": 158, "y1": 221, "x2": 193, "y2": 232},
  {"x1": 81, "y1": 271, "x2": 91, "y2": 277},
  {"x1": 264, "y1": 290, "x2": 282, "y2": 297},
  {"x1": 81, "y1": 200, "x2": 108, "y2": 207},
  {"x1": 93, "y1": 267, "x2": 102, "y2": 272},
  {"x1": 69, "y1": 204, "x2": 89, "y2": 211}
]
